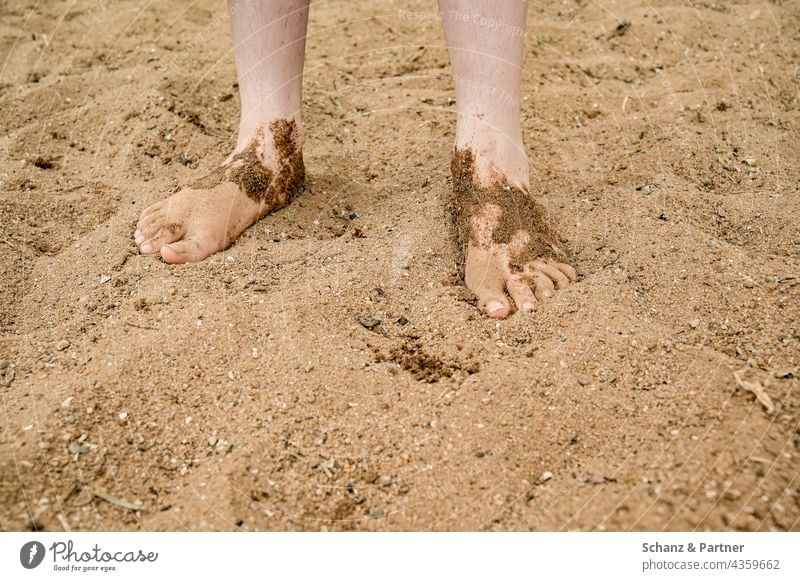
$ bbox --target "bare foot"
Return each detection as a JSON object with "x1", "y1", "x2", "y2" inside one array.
[
  {"x1": 450, "y1": 147, "x2": 576, "y2": 319},
  {"x1": 134, "y1": 118, "x2": 304, "y2": 264}
]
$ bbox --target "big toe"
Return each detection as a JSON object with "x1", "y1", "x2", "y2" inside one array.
[
  {"x1": 468, "y1": 273, "x2": 510, "y2": 318},
  {"x1": 465, "y1": 243, "x2": 514, "y2": 318},
  {"x1": 483, "y1": 297, "x2": 510, "y2": 319},
  {"x1": 161, "y1": 237, "x2": 212, "y2": 264}
]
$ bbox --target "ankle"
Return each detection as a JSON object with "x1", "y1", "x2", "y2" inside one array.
[
  {"x1": 453, "y1": 124, "x2": 529, "y2": 190},
  {"x1": 234, "y1": 114, "x2": 304, "y2": 160}
]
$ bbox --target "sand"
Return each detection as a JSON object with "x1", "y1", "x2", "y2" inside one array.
[{"x1": 1, "y1": 0, "x2": 798, "y2": 531}]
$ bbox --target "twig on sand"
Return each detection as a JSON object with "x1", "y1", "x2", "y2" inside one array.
[
  {"x1": 56, "y1": 182, "x2": 89, "y2": 194},
  {"x1": 733, "y1": 368, "x2": 774, "y2": 414},
  {"x1": 125, "y1": 319, "x2": 157, "y2": 331},
  {"x1": 92, "y1": 489, "x2": 144, "y2": 511},
  {"x1": 0, "y1": 238, "x2": 22, "y2": 252}
]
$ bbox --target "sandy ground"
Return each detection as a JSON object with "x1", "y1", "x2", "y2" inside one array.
[{"x1": 1, "y1": 0, "x2": 798, "y2": 532}]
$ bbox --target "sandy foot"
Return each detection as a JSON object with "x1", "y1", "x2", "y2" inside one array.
[
  {"x1": 451, "y1": 148, "x2": 576, "y2": 318},
  {"x1": 134, "y1": 118, "x2": 304, "y2": 264}
]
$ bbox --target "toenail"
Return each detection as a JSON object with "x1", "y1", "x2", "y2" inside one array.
[
  {"x1": 486, "y1": 300, "x2": 506, "y2": 316},
  {"x1": 543, "y1": 290, "x2": 554, "y2": 298},
  {"x1": 141, "y1": 243, "x2": 153, "y2": 253},
  {"x1": 522, "y1": 302, "x2": 536, "y2": 313}
]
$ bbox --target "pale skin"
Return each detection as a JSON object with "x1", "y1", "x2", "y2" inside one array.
[{"x1": 134, "y1": 0, "x2": 575, "y2": 318}]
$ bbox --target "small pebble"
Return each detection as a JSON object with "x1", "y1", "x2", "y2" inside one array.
[
  {"x1": 56, "y1": 340, "x2": 70, "y2": 351},
  {"x1": 724, "y1": 488, "x2": 742, "y2": 500},
  {"x1": 0, "y1": 359, "x2": 8, "y2": 370},
  {"x1": 69, "y1": 443, "x2": 91, "y2": 455},
  {"x1": 370, "y1": 507, "x2": 385, "y2": 519},
  {"x1": 358, "y1": 317, "x2": 381, "y2": 329},
  {"x1": 689, "y1": 319, "x2": 700, "y2": 329},
  {"x1": 539, "y1": 471, "x2": 553, "y2": 483}
]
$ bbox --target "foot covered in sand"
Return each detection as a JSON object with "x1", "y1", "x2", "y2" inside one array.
[
  {"x1": 450, "y1": 147, "x2": 576, "y2": 319},
  {"x1": 134, "y1": 118, "x2": 304, "y2": 264}
]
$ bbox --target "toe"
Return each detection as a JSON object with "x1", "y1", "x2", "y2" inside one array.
[
  {"x1": 136, "y1": 217, "x2": 164, "y2": 247},
  {"x1": 473, "y1": 279, "x2": 511, "y2": 318},
  {"x1": 533, "y1": 259, "x2": 571, "y2": 289},
  {"x1": 549, "y1": 260, "x2": 577, "y2": 282},
  {"x1": 135, "y1": 212, "x2": 164, "y2": 244},
  {"x1": 526, "y1": 269, "x2": 556, "y2": 301},
  {"x1": 484, "y1": 298, "x2": 510, "y2": 319},
  {"x1": 137, "y1": 210, "x2": 162, "y2": 231},
  {"x1": 139, "y1": 202, "x2": 163, "y2": 222},
  {"x1": 506, "y1": 275, "x2": 537, "y2": 313},
  {"x1": 161, "y1": 238, "x2": 207, "y2": 264},
  {"x1": 140, "y1": 223, "x2": 185, "y2": 255},
  {"x1": 465, "y1": 243, "x2": 511, "y2": 318},
  {"x1": 468, "y1": 264, "x2": 511, "y2": 318}
]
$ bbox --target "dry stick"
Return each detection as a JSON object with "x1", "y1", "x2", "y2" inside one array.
[
  {"x1": 92, "y1": 489, "x2": 144, "y2": 511},
  {"x1": 124, "y1": 319, "x2": 158, "y2": 331},
  {"x1": 56, "y1": 182, "x2": 89, "y2": 194},
  {"x1": 733, "y1": 368, "x2": 775, "y2": 414}
]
